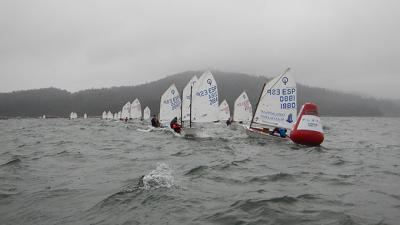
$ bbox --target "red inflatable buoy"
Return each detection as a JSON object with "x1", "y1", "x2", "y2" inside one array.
[{"x1": 290, "y1": 102, "x2": 324, "y2": 146}]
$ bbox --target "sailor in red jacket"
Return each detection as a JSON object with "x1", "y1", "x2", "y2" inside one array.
[{"x1": 170, "y1": 117, "x2": 181, "y2": 133}]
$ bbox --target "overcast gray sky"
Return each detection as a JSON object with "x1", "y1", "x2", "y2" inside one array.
[{"x1": 0, "y1": 0, "x2": 399, "y2": 98}]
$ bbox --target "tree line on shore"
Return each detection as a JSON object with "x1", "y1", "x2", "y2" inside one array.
[{"x1": 1, "y1": 70, "x2": 399, "y2": 118}]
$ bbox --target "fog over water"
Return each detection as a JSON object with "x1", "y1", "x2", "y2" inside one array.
[{"x1": 1, "y1": 0, "x2": 400, "y2": 98}]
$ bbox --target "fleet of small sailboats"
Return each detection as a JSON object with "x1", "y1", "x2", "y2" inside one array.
[{"x1": 93, "y1": 69, "x2": 323, "y2": 146}]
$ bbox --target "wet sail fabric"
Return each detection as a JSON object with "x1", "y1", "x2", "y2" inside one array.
[
  {"x1": 219, "y1": 100, "x2": 230, "y2": 121},
  {"x1": 160, "y1": 84, "x2": 181, "y2": 125},
  {"x1": 192, "y1": 71, "x2": 219, "y2": 123},
  {"x1": 143, "y1": 107, "x2": 151, "y2": 120},
  {"x1": 121, "y1": 102, "x2": 131, "y2": 120},
  {"x1": 130, "y1": 99, "x2": 142, "y2": 119},
  {"x1": 102, "y1": 111, "x2": 107, "y2": 119},
  {"x1": 182, "y1": 76, "x2": 198, "y2": 121},
  {"x1": 233, "y1": 91, "x2": 252, "y2": 123},
  {"x1": 252, "y1": 69, "x2": 297, "y2": 130}
]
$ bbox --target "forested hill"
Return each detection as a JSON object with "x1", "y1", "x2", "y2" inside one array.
[{"x1": 1, "y1": 70, "x2": 399, "y2": 118}]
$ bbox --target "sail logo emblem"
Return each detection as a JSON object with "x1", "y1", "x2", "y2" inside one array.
[
  {"x1": 171, "y1": 89, "x2": 175, "y2": 95},
  {"x1": 286, "y1": 113, "x2": 293, "y2": 123},
  {"x1": 282, "y1": 77, "x2": 289, "y2": 85},
  {"x1": 243, "y1": 94, "x2": 246, "y2": 99},
  {"x1": 207, "y1": 79, "x2": 212, "y2": 86}
]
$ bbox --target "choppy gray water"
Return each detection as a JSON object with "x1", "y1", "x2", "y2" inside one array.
[{"x1": 0, "y1": 117, "x2": 399, "y2": 225}]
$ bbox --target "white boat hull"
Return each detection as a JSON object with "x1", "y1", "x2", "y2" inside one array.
[
  {"x1": 245, "y1": 126, "x2": 290, "y2": 142},
  {"x1": 181, "y1": 127, "x2": 198, "y2": 138}
]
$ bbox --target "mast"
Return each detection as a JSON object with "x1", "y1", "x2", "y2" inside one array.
[
  {"x1": 180, "y1": 86, "x2": 183, "y2": 126},
  {"x1": 190, "y1": 86, "x2": 192, "y2": 128},
  {"x1": 249, "y1": 82, "x2": 266, "y2": 128}
]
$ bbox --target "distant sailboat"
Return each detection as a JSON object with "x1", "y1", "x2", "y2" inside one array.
[
  {"x1": 218, "y1": 100, "x2": 230, "y2": 121},
  {"x1": 42, "y1": 115, "x2": 46, "y2": 119},
  {"x1": 121, "y1": 102, "x2": 131, "y2": 120},
  {"x1": 102, "y1": 111, "x2": 107, "y2": 120},
  {"x1": 159, "y1": 84, "x2": 181, "y2": 127},
  {"x1": 143, "y1": 107, "x2": 151, "y2": 120},
  {"x1": 107, "y1": 111, "x2": 113, "y2": 120},
  {"x1": 83, "y1": 113, "x2": 87, "y2": 119},
  {"x1": 70, "y1": 112, "x2": 77, "y2": 119},
  {"x1": 130, "y1": 98, "x2": 142, "y2": 120},
  {"x1": 233, "y1": 91, "x2": 252, "y2": 124}
]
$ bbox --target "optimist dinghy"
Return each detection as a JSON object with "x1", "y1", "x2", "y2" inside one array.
[
  {"x1": 102, "y1": 111, "x2": 107, "y2": 120},
  {"x1": 219, "y1": 100, "x2": 230, "y2": 122},
  {"x1": 232, "y1": 91, "x2": 252, "y2": 129},
  {"x1": 130, "y1": 99, "x2": 142, "y2": 120},
  {"x1": 107, "y1": 111, "x2": 113, "y2": 120},
  {"x1": 159, "y1": 84, "x2": 181, "y2": 128},
  {"x1": 245, "y1": 68, "x2": 324, "y2": 146},
  {"x1": 143, "y1": 106, "x2": 151, "y2": 121},
  {"x1": 121, "y1": 102, "x2": 131, "y2": 121},
  {"x1": 181, "y1": 71, "x2": 219, "y2": 138}
]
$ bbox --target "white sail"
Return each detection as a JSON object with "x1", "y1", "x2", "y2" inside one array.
[
  {"x1": 130, "y1": 98, "x2": 142, "y2": 119},
  {"x1": 83, "y1": 113, "x2": 87, "y2": 119},
  {"x1": 70, "y1": 112, "x2": 77, "y2": 119},
  {"x1": 182, "y1": 76, "x2": 198, "y2": 121},
  {"x1": 192, "y1": 71, "x2": 219, "y2": 123},
  {"x1": 102, "y1": 111, "x2": 107, "y2": 119},
  {"x1": 107, "y1": 111, "x2": 113, "y2": 120},
  {"x1": 121, "y1": 102, "x2": 131, "y2": 120},
  {"x1": 160, "y1": 84, "x2": 181, "y2": 125},
  {"x1": 233, "y1": 91, "x2": 252, "y2": 123},
  {"x1": 143, "y1": 106, "x2": 151, "y2": 120},
  {"x1": 252, "y1": 69, "x2": 297, "y2": 130},
  {"x1": 219, "y1": 100, "x2": 230, "y2": 121}
]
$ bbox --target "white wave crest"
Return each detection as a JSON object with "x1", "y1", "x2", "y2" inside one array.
[{"x1": 142, "y1": 163, "x2": 174, "y2": 190}]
